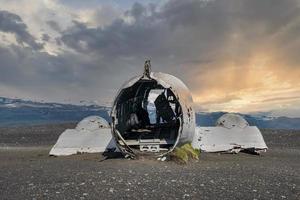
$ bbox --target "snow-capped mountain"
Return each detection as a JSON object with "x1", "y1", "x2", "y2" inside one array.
[
  {"x1": 196, "y1": 112, "x2": 300, "y2": 130},
  {"x1": 1, "y1": 97, "x2": 300, "y2": 129},
  {"x1": 0, "y1": 97, "x2": 110, "y2": 126}
]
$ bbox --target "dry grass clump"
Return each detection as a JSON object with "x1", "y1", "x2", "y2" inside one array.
[{"x1": 170, "y1": 143, "x2": 200, "y2": 164}]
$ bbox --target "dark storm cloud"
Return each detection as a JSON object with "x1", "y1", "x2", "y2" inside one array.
[
  {"x1": 0, "y1": 45, "x2": 79, "y2": 86},
  {"x1": 46, "y1": 20, "x2": 62, "y2": 32},
  {"x1": 57, "y1": 0, "x2": 300, "y2": 90},
  {"x1": 0, "y1": 42, "x2": 141, "y2": 102},
  {"x1": 60, "y1": 0, "x2": 227, "y2": 58},
  {"x1": 41, "y1": 33, "x2": 50, "y2": 42},
  {"x1": 125, "y1": 2, "x2": 147, "y2": 19},
  {"x1": 60, "y1": 16, "x2": 168, "y2": 59},
  {"x1": 0, "y1": 10, "x2": 43, "y2": 50},
  {"x1": 1, "y1": 0, "x2": 300, "y2": 111},
  {"x1": 59, "y1": 0, "x2": 300, "y2": 61}
]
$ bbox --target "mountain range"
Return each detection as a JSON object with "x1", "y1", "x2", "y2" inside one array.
[
  {"x1": 1, "y1": 97, "x2": 300, "y2": 129},
  {"x1": 0, "y1": 97, "x2": 110, "y2": 127}
]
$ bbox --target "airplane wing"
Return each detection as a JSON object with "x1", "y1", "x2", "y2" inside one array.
[
  {"x1": 49, "y1": 128, "x2": 117, "y2": 156},
  {"x1": 192, "y1": 126, "x2": 268, "y2": 154},
  {"x1": 49, "y1": 116, "x2": 118, "y2": 156}
]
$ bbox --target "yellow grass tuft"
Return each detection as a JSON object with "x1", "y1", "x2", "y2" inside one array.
[
  {"x1": 181, "y1": 143, "x2": 200, "y2": 160},
  {"x1": 171, "y1": 143, "x2": 200, "y2": 164}
]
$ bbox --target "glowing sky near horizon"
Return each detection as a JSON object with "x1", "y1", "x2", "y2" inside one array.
[{"x1": 0, "y1": 0, "x2": 299, "y2": 117}]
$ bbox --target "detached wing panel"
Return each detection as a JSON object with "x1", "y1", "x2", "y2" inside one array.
[
  {"x1": 192, "y1": 126, "x2": 267, "y2": 153},
  {"x1": 49, "y1": 128, "x2": 118, "y2": 156}
]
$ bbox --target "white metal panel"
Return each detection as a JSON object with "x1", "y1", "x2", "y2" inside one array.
[
  {"x1": 49, "y1": 128, "x2": 117, "y2": 156},
  {"x1": 192, "y1": 126, "x2": 268, "y2": 153},
  {"x1": 216, "y1": 113, "x2": 249, "y2": 129},
  {"x1": 76, "y1": 116, "x2": 110, "y2": 131}
]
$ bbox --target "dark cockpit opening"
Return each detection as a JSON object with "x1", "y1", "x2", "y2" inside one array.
[{"x1": 113, "y1": 78, "x2": 182, "y2": 155}]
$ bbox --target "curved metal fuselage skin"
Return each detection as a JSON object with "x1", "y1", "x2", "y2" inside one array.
[{"x1": 110, "y1": 72, "x2": 195, "y2": 157}]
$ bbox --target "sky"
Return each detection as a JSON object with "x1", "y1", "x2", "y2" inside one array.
[{"x1": 0, "y1": 0, "x2": 300, "y2": 117}]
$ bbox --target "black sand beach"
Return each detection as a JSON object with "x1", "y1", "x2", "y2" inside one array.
[{"x1": 0, "y1": 124, "x2": 299, "y2": 199}]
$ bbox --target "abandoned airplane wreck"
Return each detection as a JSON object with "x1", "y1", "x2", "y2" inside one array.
[
  {"x1": 111, "y1": 60, "x2": 195, "y2": 157},
  {"x1": 50, "y1": 60, "x2": 267, "y2": 158}
]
